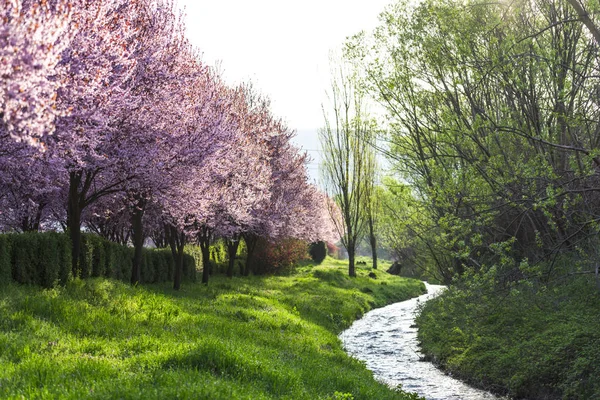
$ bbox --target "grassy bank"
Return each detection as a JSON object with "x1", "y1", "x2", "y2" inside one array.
[
  {"x1": 0, "y1": 258, "x2": 425, "y2": 399},
  {"x1": 416, "y1": 272, "x2": 600, "y2": 399}
]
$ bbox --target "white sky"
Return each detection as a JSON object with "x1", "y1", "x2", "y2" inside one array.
[{"x1": 177, "y1": 0, "x2": 392, "y2": 180}]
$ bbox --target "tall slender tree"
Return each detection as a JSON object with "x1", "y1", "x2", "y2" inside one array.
[{"x1": 319, "y1": 60, "x2": 375, "y2": 277}]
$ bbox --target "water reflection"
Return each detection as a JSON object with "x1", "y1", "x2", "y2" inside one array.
[{"x1": 339, "y1": 283, "x2": 502, "y2": 400}]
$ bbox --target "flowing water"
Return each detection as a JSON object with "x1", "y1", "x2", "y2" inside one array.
[{"x1": 339, "y1": 283, "x2": 502, "y2": 400}]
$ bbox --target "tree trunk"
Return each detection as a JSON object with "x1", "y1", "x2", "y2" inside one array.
[
  {"x1": 566, "y1": 0, "x2": 600, "y2": 44},
  {"x1": 130, "y1": 196, "x2": 146, "y2": 285},
  {"x1": 173, "y1": 242, "x2": 184, "y2": 290},
  {"x1": 348, "y1": 240, "x2": 357, "y2": 277},
  {"x1": 21, "y1": 202, "x2": 44, "y2": 232},
  {"x1": 167, "y1": 224, "x2": 185, "y2": 290},
  {"x1": 243, "y1": 233, "x2": 258, "y2": 276},
  {"x1": 198, "y1": 225, "x2": 212, "y2": 284},
  {"x1": 67, "y1": 171, "x2": 83, "y2": 277},
  {"x1": 200, "y1": 240, "x2": 210, "y2": 284},
  {"x1": 226, "y1": 237, "x2": 240, "y2": 278},
  {"x1": 368, "y1": 218, "x2": 377, "y2": 270}
]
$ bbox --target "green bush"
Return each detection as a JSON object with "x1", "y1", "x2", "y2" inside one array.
[
  {"x1": 0, "y1": 234, "x2": 12, "y2": 285},
  {"x1": 90, "y1": 235, "x2": 106, "y2": 277},
  {"x1": 78, "y1": 234, "x2": 93, "y2": 279},
  {"x1": 57, "y1": 233, "x2": 72, "y2": 284},
  {"x1": 140, "y1": 249, "x2": 152, "y2": 283},
  {"x1": 309, "y1": 241, "x2": 327, "y2": 264},
  {"x1": 103, "y1": 240, "x2": 116, "y2": 279},
  {"x1": 6, "y1": 232, "x2": 71, "y2": 287},
  {"x1": 182, "y1": 252, "x2": 196, "y2": 282},
  {"x1": 11, "y1": 233, "x2": 36, "y2": 285},
  {"x1": 152, "y1": 249, "x2": 170, "y2": 283},
  {"x1": 37, "y1": 232, "x2": 60, "y2": 287},
  {"x1": 3, "y1": 232, "x2": 196, "y2": 287}
]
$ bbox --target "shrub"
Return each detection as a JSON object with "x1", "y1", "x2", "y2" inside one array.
[
  {"x1": 0, "y1": 235, "x2": 11, "y2": 285},
  {"x1": 37, "y1": 232, "x2": 60, "y2": 287},
  {"x1": 90, "y1": 235, "x2": 107, "y2": 277},
  {"x1": 140, "y1": 249, "x2": 153, "y2": 283},
  {"x1": 155, "y1": 249, "x2": 170, "y2": 283},
  {"x1": 6, "y1": 232, "x2": 71, "y2": 287},
  {"x1": 11, "y1": 233, "x2": 37, "y2": 284},
  {"x1": 78, "y1": 234, "x2": 93, "y2": 279},
  {"x1": 3, "y1": 232, "x2": 195, "y2": 287},
  {"x1": 309, "y1": 241, "x2": 327, "y2": 264},
  {"x1": 103, "y1": 240, "x2": 116, "y2": 278},
  {"x1": 254, "y1": 238, "x2": 308, "y2": 275},
  {"x1": 182, "y1": 252, "x2": 196, "y2": 282},
  {"x1": 57, "y1": 233, "x2": 72, "y2": 284},
  {"x1": 326, "y1": 242, "x2": 340, "y2": 259}
]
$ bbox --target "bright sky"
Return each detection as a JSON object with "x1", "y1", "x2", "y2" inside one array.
[{"x1": 177, "y1": 0, "x2": 392, "y2": 180}]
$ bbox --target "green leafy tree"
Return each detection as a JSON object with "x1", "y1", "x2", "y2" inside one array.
[
  {"x1": 346, "y1": 0, "x2": 600, "y2": 283},
  {"x1": 319, "y1": 58, "x2": 376, "y2": 277}
]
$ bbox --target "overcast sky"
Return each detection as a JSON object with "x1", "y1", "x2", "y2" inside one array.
[{"x1": 177, "y1": 0, "x2": 392, "y2": 180}]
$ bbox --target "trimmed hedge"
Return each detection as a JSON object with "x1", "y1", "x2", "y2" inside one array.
[
  {"x1": 0, "y1": 232, "x2": 195, "y2": 287},
  {"x1": 3, "y1": 232, "x2": 71, "y2": 288}
]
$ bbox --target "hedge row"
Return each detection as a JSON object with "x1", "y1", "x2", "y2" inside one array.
[{"x1": 0, "y1": 232, "x2": 195, "y2": 288}]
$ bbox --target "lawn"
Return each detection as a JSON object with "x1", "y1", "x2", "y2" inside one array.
[{"x1": 0, "y1": 258, "x2": 425, "y2": 399}]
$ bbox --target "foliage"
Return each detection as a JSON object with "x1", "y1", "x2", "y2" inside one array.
[
  {"x1": 253, "y1": 238, "x2": 310, "y2": 275},
  {"x1": 0, "y1": 259, "x2": 424, "y2": 399},
  {"x1": 326, "y1": 242, "x2": 341, "y2": 259},
  {"x1": 0, "y1": 234, "x2": 10, "y2": 284},
  {"x1": 5, "y1": 232, "x2": 71, "y2": 288},
  {"x1": 1, "y1": 232, "x2": 195, "y2": 287},
  {"x1": 346, "y1": 0, "x2": 600, "y2": 281},
  {"x1": 309, "y1": 241, "x2": 328, "y2": 265}
]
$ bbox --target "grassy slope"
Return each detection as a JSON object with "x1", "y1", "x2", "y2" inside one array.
[
  {"x1": 0, "y1": 258, "x2": 425, "y2": 400},
  {"x1": 416, "y1": 275, "x2": 600, "y2": 399}
]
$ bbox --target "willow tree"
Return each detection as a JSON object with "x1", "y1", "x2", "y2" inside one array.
[{"x1": 319, "y1": 61, "x2": 376, "y2": 277}]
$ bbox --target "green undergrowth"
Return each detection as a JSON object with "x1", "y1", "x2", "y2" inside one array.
[
  {"x1": 0, "y1": 257, "x2": 425, "y2": 399},
  {"x1": 416, "y1": 270, "x2": 600, "y2": 399}
]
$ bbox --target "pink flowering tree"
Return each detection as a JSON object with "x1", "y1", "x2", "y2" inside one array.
[
  {"x1": 0, "y1": 0, "x2": 73, "y2": 146},
  {"x1": 155, "y1": 65, "x2": 242, "y2": 289},
  {"x1": 46, "y1": 0, "x2": 192, "y2": 278},
  {"x1": 0, "y1": 135, "x2": 65, "y2": 231}
]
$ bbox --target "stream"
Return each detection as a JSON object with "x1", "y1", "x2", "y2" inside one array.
[{"x1": 339, "y1": 283, "x2": 503, "y2": 400}]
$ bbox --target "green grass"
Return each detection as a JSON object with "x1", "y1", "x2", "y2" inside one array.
[
  {"x1": 0, "y1": 257, "x2": 425, "y2": 399},
  {"x1": 416, "y1": 274, "x2": 600, "y2": 399}
]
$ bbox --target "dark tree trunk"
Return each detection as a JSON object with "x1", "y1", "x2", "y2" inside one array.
[
  {"x1": 566, "y1": 0, "x2": 600, "y2": 45},
  {"x1": 368, "y1": 218, "x2": 377, "y2": 270},
  {"x1": 226, "y1": 236, "x2": 240, "y2": 278},
  {"x1": 21, "y1": 202, "x2": 44, "y2": 232},
  {"x1": 200, "y1": 241, "x2": 210, "y2": 284},
  {"x1": 242, "y1": 233, "x2": 258, "y2": 276},
  {"x1": 67, "y1": 171, "x2": 83, "y2": 277},
  {"x1": 67, "y1": 168, "x2": 111, "y2": 278},
  {"x1": 347, "y1": 240, "x2": 357, "y2": 277},
  {"x1": 197, "y1": 225, "x2": 212, "y2": 284},
  {"x1": 130, "y1": 196, "x2": 146, "y2": 286},
  {"x1": 167, "y1": 224, "x2": 185, "y2": 290},
  {"x1": 151, "y1": 226, "x2": 168, "y2": 248}
]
